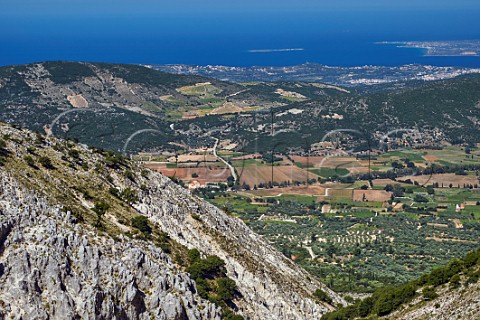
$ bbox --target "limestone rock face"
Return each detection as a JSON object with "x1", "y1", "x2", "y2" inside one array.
[
  {"x1": 0, "y1": 173, "x2": 221, "y2": 320},
  {"x1": 135, "y1": 171, "x2": 342, "y2": 320},
  {"x1": 0, "y1": 123, "x2": 343, "y2": 320},
  {"x1": 388, "y1": 281, "x2": 480, "y2": 320}
]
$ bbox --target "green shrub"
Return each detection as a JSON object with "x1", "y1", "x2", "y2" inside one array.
[
  {"x1": 422, "y1": 286, "x2": 438, "y2": 301},
  {"x1": 188, "y1": 249, "x2": 201, "y2": 264},
  {"x1": 187, "y1": 255, "x2": 226, "y2": 280},
  {"x1": 358, "y1": 296, "x2": 375, "y2": 317},
  {"x1": 124, "y1": 170, "x2": 135, "y2": 181},
  {"x1": 195, "y1": 277, "x2": 210, "y2": 299},
  {"x1": 35, "y1": 133, "x2": 45, "y2": 145},
  {"x1": 314, "y1": 288, "x2": 333, "y2": 304},
  {"x1": 109, "y1": 187, "x2": 120, "y2": 197},
  {"x1": 216, "y1": 278, "x2": 237, "y2": 301},
  {"x1": 414, "y1": 194, "x2": 429, "y2": 203},
  {"x1": 104, "y1": 151, "x2": 127, "y2": 169},
  {"x1": 131, "y1": 215, "x2": 152, "y2": 234},
  {"x1": 120, "y1": 188, "x2": 138, "y2": 204},
  {"x1": 38, "y1": 156, "x2": 54, "y2": 169},
  {"x1": 23, "y1": 155, "x2": 35, "y2": 167},
  {"x1": 449, "y1": 274, "x2": 461, "y2": 288},
  {"x1": 68, "y1": 149, "x2": 80, "y2": 159}
]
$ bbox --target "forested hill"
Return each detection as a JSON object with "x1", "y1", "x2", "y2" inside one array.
[{"x1": 0, "y1": 61, "x2": 480, "y2": 154}]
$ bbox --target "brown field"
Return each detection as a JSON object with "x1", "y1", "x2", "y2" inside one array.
[
  {"x1": 67, "y1": 94, "x2": 89, "y2": 108},
  {"x1": 353, "y1": 190, "x2": 392, "y2": 202},
  {"x1": 423, "y1": 155, "x2": 438, "y2": 162},
  {"x1": 232, "y1": 153, "x2": 262, "y2": 160},
  {"x1": 239, "y1": 165, "x2": 317, "y2": 186},
  {"x1": 398, "y1": 173, "x2": 480, "y2": 187},
  {"x1": 247, "y1": 185, "x2": 326, "y2": 197},
  {"x1": 210, "y1": 102, "x2": 244, "y2": 115},
  {"x1": 372, "y1": 179, "x2": 405, "y2": 187},
  {"x1": 146, "y1": 167, "x2": 230, "y2": 182},
  {"x1": 143, "y1": 162, "x2": 167, "y2": 170},
  {"x1": 292, "y1": 156, "x2": 364, "y2": 170},
  {"x1": 168, "y1": 154, "x2": 217, "y2": 163}
]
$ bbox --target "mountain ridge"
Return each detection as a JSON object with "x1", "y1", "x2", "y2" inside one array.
[{"x1": 0, "y1": 122, "x2": 342, "y2": 319}]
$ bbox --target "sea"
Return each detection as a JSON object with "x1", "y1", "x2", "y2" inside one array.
[{"x1": 1, "y1": 9, "x2": 480, "y2": 68}]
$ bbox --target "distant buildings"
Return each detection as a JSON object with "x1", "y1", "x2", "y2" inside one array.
[{"x1": 188, "y1": 180, "x2": 206, "y2": 190}]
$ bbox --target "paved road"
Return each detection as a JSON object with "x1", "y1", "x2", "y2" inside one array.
[{"x1": 213, "y1": 138, "x2": 237, "y2": 183}]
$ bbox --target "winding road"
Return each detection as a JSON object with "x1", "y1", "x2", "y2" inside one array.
[{"x1": 212, "y1": 138, "x2": 237, "y2": 184}]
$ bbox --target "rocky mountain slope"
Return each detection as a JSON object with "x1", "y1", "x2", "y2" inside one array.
[
  {"x1": 389, "y1": 280, "x2": 480, "y2": 320},
  {"x1": 0, "y1": 122, "x2": 342, "y2": 319},
  {"x1": 322, "y1": 246, "x2": 480, "y2": 320}
]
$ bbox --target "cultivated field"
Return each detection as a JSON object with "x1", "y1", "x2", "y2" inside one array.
[
  {"x1": 144, "y1": 165, "x2": 230, "y2": 182},
  {"x1": 353, "y1": 189, "x2": 392, "y2": 202},
  {"x1": 398, "y1": 173, "x2": 480, "y2": 187},
  {"x1": 239, "y1": 165, "x2": 318, "y2": 186},
  {"x1": 168, "y1": 154, "x2": 218, "y2": 163},
  {"x1": 176, "y1": 82, "x2": 222, "y2": 96},
  {"x1": 246, "y1": 185, "x2": 327, "y2": 197}
]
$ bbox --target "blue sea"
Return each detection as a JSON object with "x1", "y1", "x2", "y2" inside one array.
[{"x1": 1, "y1": 9, "x2": 480, "y2": 68}]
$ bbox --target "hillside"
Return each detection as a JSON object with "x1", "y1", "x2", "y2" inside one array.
[
  {"x1": 176, "y1": 74, "x2": 480, "y2": 153},
  {"x1": 0, "y1": 122, "x2": 343, "y2": 319},
  {"x1": 1, "y1": 62, "x2": 480, "y2": 154},
  {"x1": 322, "y1": 247, "x2": 480, "y2": 320}
]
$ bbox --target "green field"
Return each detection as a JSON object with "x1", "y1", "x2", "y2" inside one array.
[
  {"x1": 195, "y1": 184, "x2": 480, "y2": 293},
  {"x1": 309, "y1": 167, "x2": 350, "y2": 178}
]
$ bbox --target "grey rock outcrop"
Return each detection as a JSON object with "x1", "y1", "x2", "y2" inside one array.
[
  {"x1": 135, "y1": 171, "x2": 342, "y2": 320},
  {"x1": 0, "y1": 172, "x2": 222, "y2": 320},
  {"x1": 0, "y1": 122, "x2": 343, "y2": 319}
]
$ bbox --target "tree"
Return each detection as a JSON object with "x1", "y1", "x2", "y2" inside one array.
[
  {"x1": 187, "y1": 248, "x2": 201, "y2": 264},
  {"x1": 414, "y1": 194, "x2": 428, "y2": 203},
  {"x1": 313, "y1": 288, "x2": 333, "y2": 304},
  {"x1": 131, "y1": 215, "x2": 152, "y2": 234},
  {"x1": 358, "y1": 296, "x2": 375, "y2": 317},
  {"x1": 426, "y1": 186, "x2": 435, "y2": 195},
  {"x1": 120, "y1": 188, "x2": 139, "y2": 204},
  {"x1": 227, "y1": 175, "x2": 235, "y2": 187},
  {"x1": 92, "y1": 201, "x2": 109, "y2": 227},
  {"x1": 216, "y1": 278, "x2": 237, "y2": 301},
  {"x1": 326, "y1": 243, "x2": 337, "y2": 257}
]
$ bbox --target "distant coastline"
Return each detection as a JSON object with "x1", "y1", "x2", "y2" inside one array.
[{"x1": 378, "y1": 40, "x2": 480, "y2": 57}]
